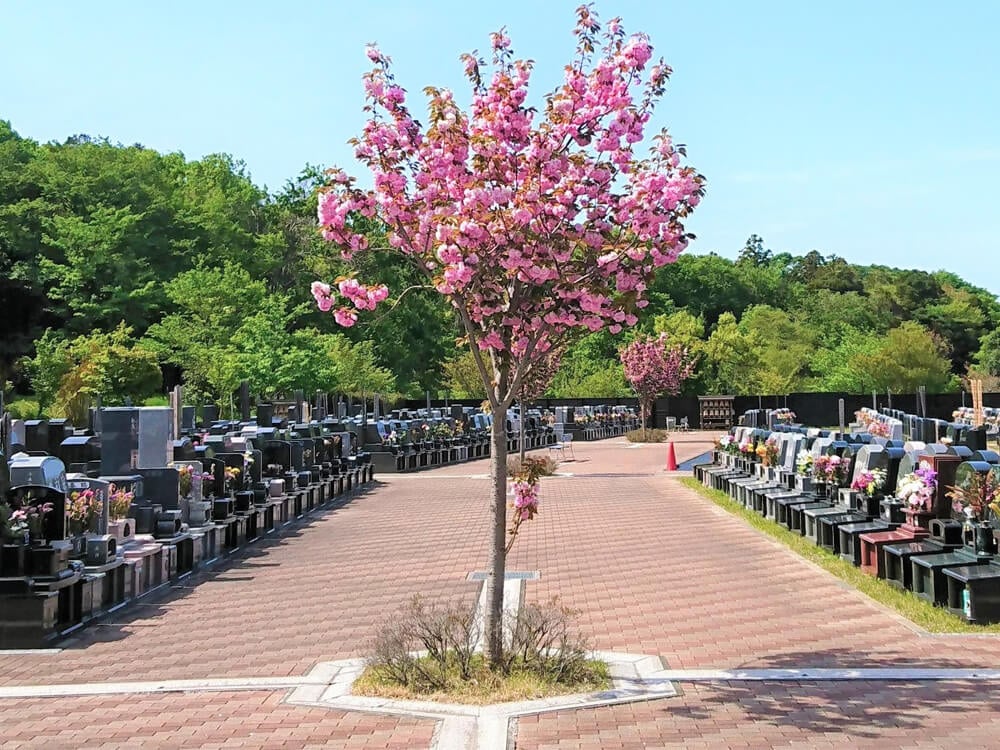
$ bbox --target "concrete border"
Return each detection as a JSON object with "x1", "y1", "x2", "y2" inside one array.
[{"x1": 284, "y1": 651, "x2": 678, "y2": 750}]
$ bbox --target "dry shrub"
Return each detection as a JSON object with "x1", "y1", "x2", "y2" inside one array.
[
  {"x1": 368, "y1": 596, "x2": 480, "y2": 691},
  {"x1": 507, "y1": 454, "x2": 560, "y2": 477},
  {"x1": 366, "y1": 595, "x2": 599, "y2": 697},
  {"x1": 625, "y1": 428, "x2": 670, "y2": 443},
  {"x1": 500, "y1": 597, "x2": 592, "y2": 682}
]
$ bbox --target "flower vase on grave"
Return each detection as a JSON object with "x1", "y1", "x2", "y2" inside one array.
[
  {"x1": 862, "y1": 492, "x2": 884, "y2": 518},
  {"x1": 881, "y1": 498, "x2": 905, "y2": 524},
  {"x1": 975, "y1": 523, "x2": 997, "y2": 556},
  {"x1": 814, "y1": 481, "x2": 828, "y2": 500},
  {"x1": 107, "y1": 518, "x2": 135, "y2": 544},
  {"x1": 28, "y1": 529, "x2": 46, "y2": 547},
  {"x1": 1, "y1": 534, "x2": 29, "y2": 577},
  {"x1": 904, "y1": 508, "x2": 932, "y2": 531},
  {"x1": 68, "y1": 527, "x2": 87, "y2": 559},
  {"x1": 847, "y1": 491, "x2": 865, "y2": 513}
]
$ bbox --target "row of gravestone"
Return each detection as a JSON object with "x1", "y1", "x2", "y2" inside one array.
[
  {"x1": 697, "y1": 412, "x2": 1000, "y2": 625},
  {"x1": 0, "y1": 405, "x2": 374, "y2": 648},
  {"x1": 362, "y1": 403, "x2": 639, "y2": 472},
  {"x1": 739, "y1": 405, "x2": 990, "y2": 450}
]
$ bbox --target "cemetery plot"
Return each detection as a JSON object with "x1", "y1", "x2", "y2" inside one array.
[
  {"x1": 694, "y1": 406, "x2": 1000, "y2": 624},
  {"x1": 364, "y1": 404, "x2": 640, "y2": 473},
  {"x1": 0, "y1": 399, "x2": 377, "y2": 648}
]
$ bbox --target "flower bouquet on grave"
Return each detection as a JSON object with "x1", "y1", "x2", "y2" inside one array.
[
  {"x1": 867, "y1": 421, "x2": 891, "y2": 439},
  {"x1": 178, "y1": 465, "x2": 197, "y2": 498},
  {"x1": 108, "y1": 484, "x2": 135, "y2": 522},
  {"x1": 106, "y1": 483, "x2": 137, "y2": 541},
  {"x1": 715, "y1": 434, "x2": 731, "y2": 459},
  {"x1": 756, "y1": 438, "x2": 780, "y2": 467},
  {"x1": 946, "y1": 469, "x2": 1000, "y2": 554},
  {"x1": 852, "y1": 468, "x2": 888, "y2": 499},
  {"x1": 895, "y1": 461, "x2": 937, "y2": 529},
  {"x1": 718, "y1": 437, "x2": 733, "y2": 456},
  {"x1": 850, "y1": 468, "x2": 887, "y2": 515},
  {"x1": 382, "y1": 430, "x2": 401, "y2": 454},
  {"x1": 0, "y1": 502, "x2": 31, "y2": 577},
  {"x1": 795, "y1": 450, "x2": 813, "y2": 476},
  {"x1": 13, "y1": 501, "x2": 54, "y2": 545},
  {"x1": 813, "y1": 454, "x2": 847, "y2": 486},
  {"x1": 812, "y1": 454, "x2": 846, "y2": 499},
  {"x1": 67, "y1": 488, "x2": 103, "y2": 538},
  {"x1": 773, "y1": 408, "x2": 796, "y2": 425},
  {"x1": 1, "y1": 502, "x2": 29, "y2": 544},
  {"x1": 224, "y1": 466, "x2": 242, "y2": 496}
]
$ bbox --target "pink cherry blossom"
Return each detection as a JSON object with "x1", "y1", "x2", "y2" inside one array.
[
  {"x1": 621, "y1": 334, "x2": 698, "y2": 432},
  {"x1": 333, "y1": 308, "x2": 358, "y2": 327},
  {"x1": 311, "y1": 8, "x2": 704, "y2": 637}
]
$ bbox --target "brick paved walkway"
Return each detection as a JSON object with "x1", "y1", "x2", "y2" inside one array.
[{"x1": 2, "y1": 433, "x2": 1000, "y2": 748}]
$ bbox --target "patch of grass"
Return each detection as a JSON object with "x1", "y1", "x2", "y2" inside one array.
[
  {"x1": 679, "y1": 477, "x2": 1000, "y2": 634},
  {"x1": 354, "y1": 653, "x2": 610, "y2": 705},
  {"x1": 625, "y1": 428, "x2": 670, "y2": 443}
]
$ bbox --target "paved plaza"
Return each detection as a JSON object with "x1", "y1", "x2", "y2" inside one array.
[{"x1": 2, "y1": 434, "x2": 1000, "y2": 748}]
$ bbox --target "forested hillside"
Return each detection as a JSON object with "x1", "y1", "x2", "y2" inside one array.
[{"x1": 2, "y1": 120, "x2": 997, "y2": 414}]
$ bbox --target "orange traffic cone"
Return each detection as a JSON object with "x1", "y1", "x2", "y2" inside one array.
[{"x1": 665, "y1": 441, "x2": 678, "y2": 471}]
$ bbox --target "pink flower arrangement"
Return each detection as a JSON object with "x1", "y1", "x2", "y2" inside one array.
[
  {"x1": 178, "y1": 465, "x2": 214, "y2": 497},
  {"x1": 867, "y1": 421, "x2": 891, "y2": 438},
  {"x1": 813, "y1": 454, "x2": 848, "y2": 486},
  {"x1": 9, "y1": 502, "x2": 54, "y2": 539},
  {"x1": 896, "y1": 462, "x2": 938, "y2": 512},
  {"x1": 67, "y1": 488, "x2": 102, "y2": 531},
  {"x1": 108, "y1": 484, "x2": 135, "y2": 521},
  {"x1": 851, "y1": 469, "x2": 887, "y2": 497}
]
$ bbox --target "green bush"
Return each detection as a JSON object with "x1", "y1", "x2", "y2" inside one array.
[{"x1": 5, "y1": 397, "x2": 42, "y2": 420}]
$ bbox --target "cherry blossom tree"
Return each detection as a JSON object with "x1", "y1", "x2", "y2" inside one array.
[
  {"x1": 312, "y1": 6, "x2": 704, "y2": 666},
  {"x1": 620, "y1": 334, "x2": 697, "y2": 439}
]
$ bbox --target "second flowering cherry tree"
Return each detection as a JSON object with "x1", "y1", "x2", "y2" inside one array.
[
  {"x1": 313, "y1": 6, "x2": 704, "y2": 666},
  {"x1": 620, "y1": 334, "x2": 697, "y2": 440}
]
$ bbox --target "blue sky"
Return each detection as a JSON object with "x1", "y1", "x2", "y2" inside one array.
[{"x1": 3, "y1": 1, "x2": 999, "y2": 294}]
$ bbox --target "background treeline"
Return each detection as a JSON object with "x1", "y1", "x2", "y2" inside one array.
[{"x1": 2, "y1": 120, "x2": 999, "y2": 417}]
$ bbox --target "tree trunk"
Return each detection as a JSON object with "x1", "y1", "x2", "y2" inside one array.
[
  {"x1": 519, "y1": 395, "x2": 526, "y2": 464},
  {"x1": 484, "y1": 405, "x2": 508, "y2": 668},
  {"x1": 641, "y1": 400, "x2": 647, "y2": 441}
]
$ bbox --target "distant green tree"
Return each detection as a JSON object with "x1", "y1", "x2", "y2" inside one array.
[
  {"x1": 548, "y1": 332, "x2": 631, "y2": 398},
  {"x1": 972, "y1": 328, "x2": 1000, "y2": 378},
  {"x1": 738, "y1": 305, "x2": 816, "y2": 394},
  {"x1": 702, "y1": 312, "x2": 759, "y2": 394},
  {"x1": 811, "y1": 327, "x2": 885, "y2": 393},
  {"x1": 27, "y1": 323, "x2": 161, "y2": 423},
  {"x1": 869, "y1": 322, "x2": 958, "y2": 393},
  {"x1": 736, "y1": 234, "x2": 772, "y2": 266},
  {"x1": 442, "y1": 350, "x2": 487, "y2": 399},
  {"x1": 918, "y1": 284, "x2": 992, "y2": 372},
  {"x1": 144, "y1": 264, "x2": 294, "y2": 402},
  {"x1": 649, "y1": 254, "x2": 757, "y2": 327}
]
